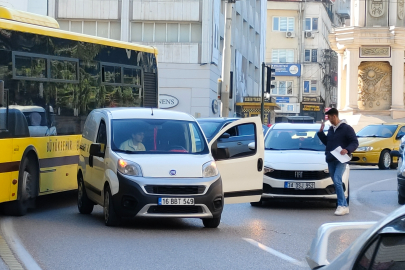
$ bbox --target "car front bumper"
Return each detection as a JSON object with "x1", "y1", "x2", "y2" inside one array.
[
  {"x1": 262, "y1": 175, "x2": 347, "y2": 199},
  {"x1": 113, "y1": 172, "x2": 224, "y2": 219},
  {"x1": 349, "y1": 151, "x2": 380, "y2": 165}
]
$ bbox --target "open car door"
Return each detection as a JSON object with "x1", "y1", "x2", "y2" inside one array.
[{"x1": 208, "y1": 117, "x2": 264, "y2": 204}]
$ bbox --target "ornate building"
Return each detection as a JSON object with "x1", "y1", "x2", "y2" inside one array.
[{"x1": 330, "y1": 0, "x2": 405, "y2": 119}]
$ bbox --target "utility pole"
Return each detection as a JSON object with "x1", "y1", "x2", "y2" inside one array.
[{"x1": 220, "y1": 0, "x2": 235, "y2": 117}]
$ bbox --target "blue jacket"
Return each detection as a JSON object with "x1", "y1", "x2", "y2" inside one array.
[{"x1": 317, "y1": 122, "x2": 359, "y2": 163}]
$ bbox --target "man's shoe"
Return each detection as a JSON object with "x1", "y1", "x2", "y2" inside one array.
[{"x1": 334, "y1": 206, "x2": 349, "y2": 216}]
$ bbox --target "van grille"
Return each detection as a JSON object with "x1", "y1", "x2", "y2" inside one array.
[
  {"x1": 265, "y1": 170, "x2": 330, "y2": 180},
  {"x1": 147, "y1": 206, "x2": 203, "y2": 214},
  {"x1": 144, "y1": 185, "x2": 205, "y2": 195}
]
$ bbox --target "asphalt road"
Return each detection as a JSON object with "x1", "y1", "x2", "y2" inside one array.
[{"x1": 0, "y1": 165, "x2": 402, "y2": 270}]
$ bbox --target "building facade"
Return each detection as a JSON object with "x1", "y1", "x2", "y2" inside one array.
[
  {"x1": 46, "y1": 0, "x2": 267, "y2": 118},
  {"x1": 0, "y1": 0, "x2": 47, "y2": 15},
  {"x1": 266, "y1": 0, "x2": 348, "y2": 122}
]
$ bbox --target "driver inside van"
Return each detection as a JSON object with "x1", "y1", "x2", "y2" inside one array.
[{"x1": 119, "y1": 127, "x2": 146, "y2": 151}]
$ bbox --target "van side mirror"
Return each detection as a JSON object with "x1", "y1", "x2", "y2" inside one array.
[
  {"x1": 89, "y1": 143, "x2": 104, "y2": 157},
  {"x1": 391, "y1": 150, "x2": 401, "y2": 157},
  {"x1": 211, "y1": 141, "x2": 230, "y2": 160}
]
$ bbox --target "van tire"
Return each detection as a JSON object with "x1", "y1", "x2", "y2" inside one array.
[
  {"x1": 4, "y1": 157, "x2": 38, "y2": 216},
  {"x1": 104, "y1": 186, "x2": 120, "y2": 226},
  {"x1": 202, "y1": 216, "x2": 221, "y2": 228},
  {"x1": 77, "y1": 174, "x2": 94, "y2": 214}
]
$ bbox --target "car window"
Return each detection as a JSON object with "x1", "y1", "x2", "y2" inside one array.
[
  {"x1": 96, "y1": 120, "x2": 107, "y2": 153},
  {"x1": 264, "y1": 129, "x2": 325, "y2": 151},
  {"x1": 353, "y1": 239, "x2": 379, "y2": 270},
  {"x1": 371, "y1": 234, "x2": 405, "y2": 270},
  {"x1": 238, "y1": 124, "x2": 255, "y2": 136},
  {"x1": 357, "y1": 125, "x2": 398, "y2": 138},
  {"x1": 111, "y1": 119, "x2": 208, "y2": 154}
]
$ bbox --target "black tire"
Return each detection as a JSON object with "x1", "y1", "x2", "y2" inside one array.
[
  {"x1": 378, "y1": 150, "x2": 391, "y2": 170},
  {"x1": 77, "y1": 174, "x2": 94, "y2": 214},
  {"x1": 202, "y1": 216, "x2": 221, "y2": 228},
  {"x1": 346, "y1": 182, "x2": 350, "y2": 206},
  {"x1": 390, "y1": 162, "x2": 398, "y2": 169},
  {"x1": 3, "y1": 157, "x2": 38, "y2": 216},
  {"x1": 399, "y1": 193, "x2": 405, "y2": 205},
  {"x1": 328, "y1": 199, "x2": 338, "y2": 208},
  {"x1": 104, "y1": 186, "x2": 120, "y2": 226}
]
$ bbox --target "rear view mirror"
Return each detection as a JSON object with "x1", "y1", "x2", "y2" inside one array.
[
  {"x1": 89, "y1": 143, "x2": 103, "y2": 157},
  {"x1": 220, "y1": 133, "x2": 230, "y2": 139},
  {"x1": 296, "y1": 132, "x2": 307, "y2": 136},
  {"x1": 391, "y1": 150, "x2": 401, "y2": 157},
  {"x1": 248, "y1": 142, "x2": 256, "y2": 150}
]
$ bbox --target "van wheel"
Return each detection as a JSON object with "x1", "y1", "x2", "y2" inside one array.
[
  {"x1": 378, "y1": 150, "x2": 391, "y2": 170},
  {"x1": 104, "y1": 186, "x2": 120, "y2": 226},
  {"x1": 77, "y1": 175, "x2": 94, "y2": 214},
  {"x1": 4, "y1": 157, "x2": 38, "y2": 216},
  {"x1": 202, "y1": 216, "x2": 221, "y2": 228}
]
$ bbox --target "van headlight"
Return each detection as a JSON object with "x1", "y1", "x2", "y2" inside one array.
[
  {"x1": 117, "y1": 159, "x2": 143, "y2": 176},
  {"x1": 202, "y1": 161, "x2": 218, "y2": 177},
  {"x1": 356, "y1": 146, "x2": 373, "y2": 152}
]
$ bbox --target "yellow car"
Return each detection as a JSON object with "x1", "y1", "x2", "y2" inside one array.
[{"x1": 350, "y1": 123, "x2": 405, "y2": 169}]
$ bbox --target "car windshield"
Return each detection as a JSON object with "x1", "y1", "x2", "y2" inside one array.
[
  {"x1": 198, "y1": 121, "x2": 223, "y2": 138},
  {"x1": 264, "y1": 129, "x2": 325, "y2": 151},
  {"x1": 357, "y1": 125, "x2": 398, "y2": 138},
  {"x1": 111, "y1": 119, "x2": 209, "y2": 154}
]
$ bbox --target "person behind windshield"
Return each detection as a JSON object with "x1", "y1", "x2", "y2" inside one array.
[{"x1": 119, "y1": 127, "x2": 146, "y2": 151}]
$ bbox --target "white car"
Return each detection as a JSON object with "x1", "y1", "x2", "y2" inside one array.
[
  {"x1": 77, "y1": 108, "x2": 264, "y2": 228},
  {"x1": 307, "y1": 205, "x2": 405, "y2": 269},
  {"x1": 252, "y1": 123, "x2": 349, "y2": 206}
]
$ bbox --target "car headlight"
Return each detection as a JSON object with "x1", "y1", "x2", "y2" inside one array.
[
  {"x1": 264, "y1": 166, "x2": 274, "y2": 174},
  {"x1": 202, "y1": 161, "x2": 218, "y2": 177},
  {"x1": 356, "y1": 146, "x2": 374, "y2": 152},
  {"x1": 117, "y1": 159, "x2": 143, "y2": 176}
]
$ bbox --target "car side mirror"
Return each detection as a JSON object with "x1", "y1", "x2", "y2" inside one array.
[
  {"x1": 248, "y1": 142, "x2": 256, "y2": 150},
  {"x1": 220, "y1": 133, "x2": 230, "y2": 139},
  {"x1": 89, "y1": 143, "x2": 104, "y2": 157},
  {"x1": 391, "y1": 150, "x2": 401, "y2": 157}
]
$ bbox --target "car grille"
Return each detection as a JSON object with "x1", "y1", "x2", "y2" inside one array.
[
  {"x1": 147, "y1": 206, "x2": 203, "y2": 214},
  {"x1": 144, "y1": 185, "x2": 205, "y2": 195},
  {"x1": 265, "y1": 170, "x2": 330, "y2": 180}
]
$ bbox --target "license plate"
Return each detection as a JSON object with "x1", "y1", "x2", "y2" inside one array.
[
  {"x1": 284, "y1": 182, "x2": 315, "y2": 190},
  {"x1": 158, "y1": 198, "x2": 194, "y2": 205}
]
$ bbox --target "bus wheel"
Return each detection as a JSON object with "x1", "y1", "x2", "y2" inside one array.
[{"x1": 4, "y1": 157, "x2": 38, "y2": 216}]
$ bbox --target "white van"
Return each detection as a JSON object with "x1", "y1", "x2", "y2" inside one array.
[{"x1": 77, "y1": 108, "x2": 264, "y2": 228}]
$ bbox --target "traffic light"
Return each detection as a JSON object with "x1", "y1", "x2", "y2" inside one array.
[{"x1": 266, "y1": 67, "x2": 275, "y2": 94}]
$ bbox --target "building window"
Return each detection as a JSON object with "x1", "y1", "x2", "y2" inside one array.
[
  {"x1": 305, "y1": 18, "x2": 318, "y2": 31},
  {"x1": 130, "y1": 22, "x2": 202, "y2": 43},
  {"x1": 272, "y1": 81, "x2": 293, "y2": 96},
  {"x1": 305, "y1": 80, "x2": 317, "y2": 93},
  {"x1": 305, "y1": 49, "x2": 318, "y2": 62},
  {"x1": 272, "y1": 49, "x2": 294, "y2": 63},
  {"x1": 58, "y1": 20, "x2": 121, "y2": 40},
  {"x1": 273, "y1": 17, "x2": 294, "y2": 32}
]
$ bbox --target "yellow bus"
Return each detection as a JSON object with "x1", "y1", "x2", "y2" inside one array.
[{"x1": 0, "y1": 7, "x2": 158, "y2": 216}]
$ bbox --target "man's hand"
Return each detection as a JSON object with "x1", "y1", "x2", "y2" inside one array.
[
  {"x1": 319, "y1": 121, "x2": 325, "y2": 132},
  {"x1": 340, "y1": 149, "x2": 348, "y2": 155}
]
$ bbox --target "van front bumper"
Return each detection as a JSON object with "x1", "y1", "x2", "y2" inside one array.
[{"x1": 113, "y1": 172, "x2": 223, "y2": 219}]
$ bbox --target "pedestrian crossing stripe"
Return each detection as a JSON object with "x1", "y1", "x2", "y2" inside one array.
[{"x1": 0, "y1": 235, "x2": 24, "y2": 270}]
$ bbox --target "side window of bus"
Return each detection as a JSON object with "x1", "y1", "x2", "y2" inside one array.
[{"x1": 96, "y1": 120, "x2": 107, "y2": 153}]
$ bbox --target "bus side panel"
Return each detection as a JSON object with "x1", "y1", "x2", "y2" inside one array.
[{"x1": 0, "y1": 139, "x2": 15, "y2": 203}]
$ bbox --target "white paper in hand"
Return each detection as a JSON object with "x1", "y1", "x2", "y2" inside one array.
[{"x1": 331, "y1": 146, "x2": 351, "y2": 163}]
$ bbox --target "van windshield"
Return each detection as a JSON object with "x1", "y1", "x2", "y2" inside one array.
[{"x1": 111, "y1": 119, "x2": 209, "y2": 154}]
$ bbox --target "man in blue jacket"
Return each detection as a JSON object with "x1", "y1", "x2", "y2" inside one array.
[{"x1": 317, "y1": 108, "x2": 359, "y2": 216}]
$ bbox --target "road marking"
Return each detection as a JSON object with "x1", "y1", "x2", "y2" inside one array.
[
  {"x1": 370, "y1": 211, "x2": 387, "y2": 218},
  {"x1": 243, "y1": 238, "x2": 306, "y2": 267},
  {"x1": 0, "y1": 217, "x2": 42, "y2": 270},
  {"x1": 0, "y1": 234, "x2": 24, "y2": 270},
  {"x1": 351, "y1": 177, "x2": 396, "y2": 206}
]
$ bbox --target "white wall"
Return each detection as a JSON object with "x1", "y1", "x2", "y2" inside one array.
[
  {"x1": 0, "y1": 0, "x2": 47, "y2": 15},
  {"x1": 0, "y1": 0, "x2": 28, "y2": 11}
]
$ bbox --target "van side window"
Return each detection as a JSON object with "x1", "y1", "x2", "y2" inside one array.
[{"x1": 96, "y1": 120, "x2": 107, "y2": 153}]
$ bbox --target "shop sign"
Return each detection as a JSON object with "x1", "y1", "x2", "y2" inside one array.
[
  {"x1": 303, "y1": 97, "x2": 318, "y2": 102},
  {"x1": 270, "y1": 64, "x2": 301, "y2": 76},
  {"x1": 303, "y1": 105, "x2": 320, "y2": 111},
  {"x1": 276, "y1": 97, "x2": 290, "y2": 103},
  {"x1": 243, "y1": 96, "x2": 262, "y2": 102},
  {"x1": 159, "y1": 94, "x2": 179, "y2": 109},
  {"x1": 212, "y1": 99, "x2": 219, "y2": 114}
]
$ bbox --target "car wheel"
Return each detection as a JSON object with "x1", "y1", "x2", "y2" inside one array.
[
  {"x1": 399, "y1": 193, "x2": 405, "y2": 205},
  {"x1": 202, "y1": 216, "x2": 221, "y2": 228},
  {"x1": 4, "y1": 157, "x2": 38, "y2": 216},
  {"x1": 104, "y1": 186, "x2": 120, "y2": 226},
  {"x1": 77, "y1": 174, "x2": 94, "y2": 214},
  {"x1": 378, "y1": 150, "x2": 391, "y2": 170}
]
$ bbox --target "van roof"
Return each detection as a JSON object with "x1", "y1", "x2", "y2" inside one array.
[{"x1": 99, "y1": 107, "x2": 196, "y2": 121}]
